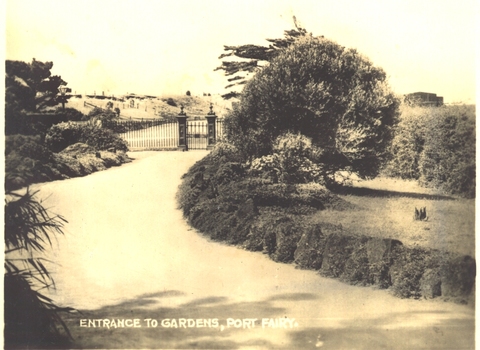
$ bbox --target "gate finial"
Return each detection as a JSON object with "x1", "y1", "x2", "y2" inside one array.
[
  {"x1": 179, "y1": 105, "x2": 186, "y2": 116},
  {"x1": 208, "y1": 103, "x2": 215, "y2": 116}
]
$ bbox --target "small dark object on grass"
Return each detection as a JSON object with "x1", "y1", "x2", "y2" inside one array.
[{"x1": 414, "y1": 207, "x2": 428, "y2": 221}]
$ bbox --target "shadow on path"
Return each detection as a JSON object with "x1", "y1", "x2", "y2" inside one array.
[{"x1": 62, "y1": 290, "x2": 473, "y2": 349}]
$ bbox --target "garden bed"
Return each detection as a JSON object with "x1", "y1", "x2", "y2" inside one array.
[
  {"x1": 6, "y1": 134, "x2": 132, "y2": 191},
  {"x1": 177, "y1": 145, "x2": 476, "y2": 305}
]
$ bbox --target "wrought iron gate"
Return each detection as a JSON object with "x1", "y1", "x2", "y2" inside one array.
[
  {"x1": 186, "y1": 120, "x2": 208, "y2": 150},
  {"x1": 105, "y1": 106, "x2": 223, "y2": 151}
]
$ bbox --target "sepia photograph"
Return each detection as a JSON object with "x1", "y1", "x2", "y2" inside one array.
[{"x1": 3, "y1": 0, "x2": 476, "y2": 349}]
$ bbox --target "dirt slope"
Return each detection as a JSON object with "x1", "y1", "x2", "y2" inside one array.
[{"x1": 66, "y1": 94, "x2": 232, "y2": 120}]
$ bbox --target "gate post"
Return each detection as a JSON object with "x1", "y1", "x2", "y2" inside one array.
[
  {"x1": 176, "y1": 106, "x2": 188, "y2": 151},
  {"x1": 205, "y1": 103, "x2": 218, "y2": 150}
]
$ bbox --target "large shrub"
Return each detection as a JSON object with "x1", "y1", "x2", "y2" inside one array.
[
  {"x1": 177, "y1": 141, "x2": 351, "y2": 245},
  {"x1": 225, "y1": 35, "x2": 399, "y2": 181},
  {"x1": 384, "y1": 104, "x2": 475, "y2": 197},
  {"x1": 419, "y1": 107, "x2": 475, "y2": 197},
  {"x1": 177, "y1": 142, "x2": 244, "y2": 214},
  {"x1": 45, "y1": 121, "x2": 128, "y2": 153},
  {"x1": 249, "y1": 133, "x2": 324, "y2": 184},
  {"x1": 178, "y1": 141, "x2": 475, "y2": 302},
  {"x1": 87, "y1": 107, "x2": 118, "y2": 123},
  {"x1": 5, "y1": 59, "x2": 68, "y2": 135},
  {"x1": 5, "y1": 135, "x2": 58, "y2": 190},
  {"x1": 54, "y1": 107, "x2": 86, "y2": 121},
  {"x1": 6, "y1": 134, "x2": 130, "y2": 190},
  {"x1": 166, "y1": 98, "x2": 177, "y2": 107},
  {"x1": 383, "y1": 105, "x2": 430, "y2": 179}
]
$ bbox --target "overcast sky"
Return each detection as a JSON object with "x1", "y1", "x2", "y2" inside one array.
[{"x1": 5, "y1": 0, "x2": 477, "y2": 103}]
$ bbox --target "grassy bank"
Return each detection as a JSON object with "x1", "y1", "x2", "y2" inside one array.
[
  {"x1": 317, "y1": 179, "x2": 475, "y2": 257},
  {"x1": 177, "y1": 145, "x2": 475, "y2": 305}
]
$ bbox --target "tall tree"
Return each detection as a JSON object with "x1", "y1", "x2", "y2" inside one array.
[
  {"x1": 6, "y1": 59, "x2": 68, "y2": 111},
  {"x1": 5, "y1": 59, "x2": 69, "y2": 134},
  {"x1": 215, "y1": 17, "x2": 309, "y2": 99},
  {"x1": 224, "y1": 35, "x2": 400, "y2": 181}
]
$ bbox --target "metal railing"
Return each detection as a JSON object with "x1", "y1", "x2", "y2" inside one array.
[
  {"x1": 104, "y1": 118, "x2": 224, "y2": 151},
  {"x1": 105, "y1": 120, "x2": 178, "y2": 150}
]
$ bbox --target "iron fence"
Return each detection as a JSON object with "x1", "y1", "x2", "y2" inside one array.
[
  {"x1": 105, "y1": 120, "x2": 178, "y2": 150},
  {"x1": 216, "y1": 119, "x2": 225, "y2": 140},
  {"x1": 104, "y1": 118, "x2": 224, "y2": 151}
]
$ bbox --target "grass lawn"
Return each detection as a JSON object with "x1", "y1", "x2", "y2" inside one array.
[{"x1": 309, "y1": 177, "x2": 475, "y2": 257}]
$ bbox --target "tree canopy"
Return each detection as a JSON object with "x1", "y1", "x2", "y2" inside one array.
[
  {"x1": 224, "y1": 35, "x2": 400, "y2": 180},
  {"x1": 6, "y1": 59, "x2": 67, "y2": 111},
  {"x1": 5, "y1": 59, "x2": 69, "y2": 134},
  {"x1": 215, "y1": 18, "x2": 309, "y2": 99}
]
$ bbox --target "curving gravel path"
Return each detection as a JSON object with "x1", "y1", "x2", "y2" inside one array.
[{"x1": 38, "y1": 151, "x2": 474, "y2": 349}]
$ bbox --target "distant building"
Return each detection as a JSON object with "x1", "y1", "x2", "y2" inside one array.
[{"x1": 405, "y1": 92, "x2": 444, "y2": 106}]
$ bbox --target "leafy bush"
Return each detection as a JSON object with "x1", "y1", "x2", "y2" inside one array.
[
  {"x1": 389, "y1": 245, "x2": 440, "y2": 299},
  {"x1": 87, "y1": 107, "x2": 105, "y2": 118},
  {"x1": 166, "y1": 98, "x2": 177, "y2": 107},
  {"x1": 383, "y1": 105, "x2": 430, "y2": 179},
  {"x1": 177, "y1": 142, "x2": 242, "y2": 214},
  {"x1": 45, "y1": 121, "x2": 128, "y2": 153},
  {"x1": 385, "y1": 104, "x2": 475, "y2": 197},
  {"x1": 224, "y1": 35, "x2": 399, "y2": 181},
  {"x1": 178, "y1": 141, "x2": 349, "y2": 247},
  {"x1": 54, "y1": 107, "x2": 86, "y2": 121},
  {"x1": 440, "y1": 255, "x2": 476, "y2": 299},
  {"x1": 54, "y1": 150, "x2": 129, "y2": 178},
  {"x1": 5, "y1": 135, "x2": 60, "y2": 190},
  {"x1": 340, "y1": 236, "x2": 373, "y2": 285},
  {"x1": 45, "y1": 122, "x2": 82, "y2": 152},
  {"x1": 6, "y1": 134, "x2": 130, "y2": 190},
  {"x1": 5, "y1": 134, "x2": 53, "y2": 162},
  {"x1": 178, "y1": 140, "x2": 475, "y2": 302},
  {"x1": 261, "y1": 215, "x2": 300, "y2": 262},
  {"x1": 293, "y1": 222, "x2": 326, "y2": 269},
  {"x1": 319, "y1": 233, "x2": 360, "y2": 278},
  {"x1": 249, "y1": 133, "x2": 324, "y2": 184},
  {"x1": 249, "y1": 154, "x2": 281, "y2": 182},
  {"x1": 419, "y1": 107, "x2": 475, "y2": 197},
  {"x1": 87, "y1": 107, "x2": 118, "y2": 123}
]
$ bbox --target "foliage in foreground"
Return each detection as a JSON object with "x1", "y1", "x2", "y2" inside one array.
[
  {"x1": 249, "y1": 133, "x2": 324, "y2": 184},
  {"x1": 177, "y1": 142, "x2": 346, "y2": 243},
  {"x1": 4, "y1": 190, "x2": 74, "y2": 348},
  {"x1": 86, "y1": 107, "x2": 119, "y2": 123},
  {"x1": 5, "y1": 134, "x2": 130, "y2": 191},
  {"x1": 178, "y1": 142, "x2": 476, "y2": 303},
  {"x1": 45, "y1": 121, "x2": 128, "y2": 153},
  {"x1": 384, "y1": 104, "x2": 475, "y2": 197},
  {"x1": 5, "y1": 59, "x2": 69, "y2": 135},
  {"x1": 6, "y1": 135, "x2": 60, "y2": 190}
]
